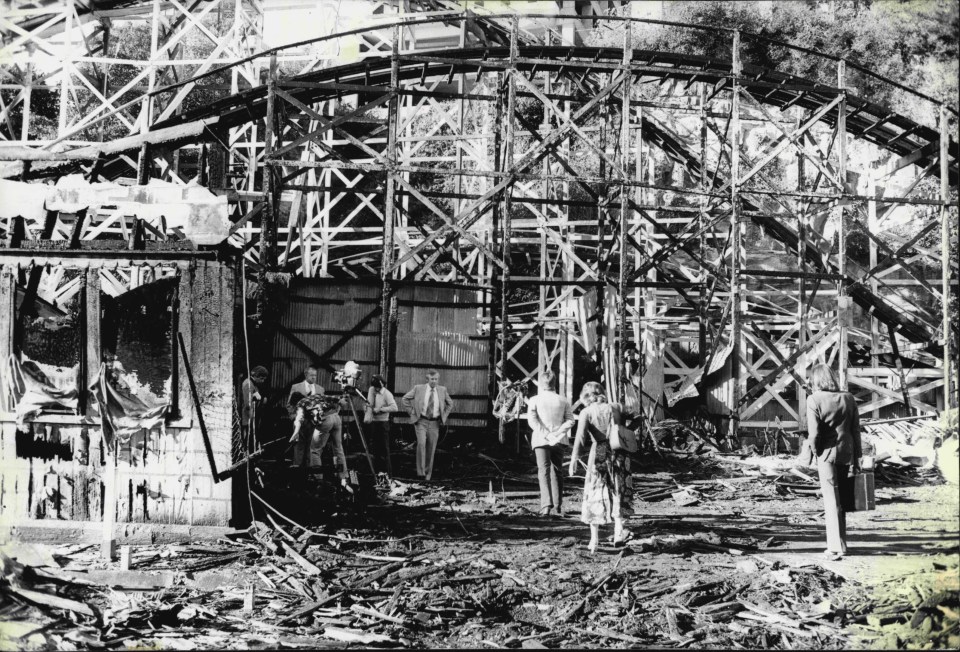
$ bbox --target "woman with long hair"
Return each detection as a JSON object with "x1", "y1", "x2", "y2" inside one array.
[
  {"x1": 568, "y1": 381, "x2": 632, "y2": 552},
  {"x1": 806, "y1": 363, "x2": 862, "y2": 560}
]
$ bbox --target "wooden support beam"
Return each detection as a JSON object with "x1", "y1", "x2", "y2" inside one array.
[
  {"x1": 616, "y1": 20, "x2": 632, "y2": 404},
  {"x1": 941, "y1": 104, "x2": 955, "y2": 410},
  {"x1": 379, "y1": 24, "x2": 400, "y2": 386},
  {"x1": 728, "y1": 30, "x2": 743, "y2": 439},
  {"x1": 837, "y1": 60, "x2": 849, "y2": 390},
  {"x1": 497, "y1": 17, "x2": 518, "y2": 448}
]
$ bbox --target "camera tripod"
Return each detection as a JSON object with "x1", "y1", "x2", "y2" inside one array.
[{"x1": 340, "y1": 383, "x2": 377, "y2": 477}]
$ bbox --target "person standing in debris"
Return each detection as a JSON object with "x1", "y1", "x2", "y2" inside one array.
[
  {"x1": 402, "y1": 369, "x2": 453, "y2": 481},
  {"x1": 527, "y1": 370, "x2": 575, "y2": 516},
  {"x1": 241, "y1": 366, "x2": 269, "y2": 441},
  {"x1": 288, "y1": 392, "x2": 349, "y2": 480},
  {"x1": 365, "y1": 374, "x2": 398, "y2": 475},
  {"x1": 569, "y1": 381, "x2": 632, "y2": 553},
  {"x1": 806, "y1": 363, "x2": 861, "y2": 560}
]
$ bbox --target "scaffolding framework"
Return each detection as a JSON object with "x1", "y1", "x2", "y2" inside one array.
[{"x1": 2, "y1": 4, "x2": 957, "y2": 434}]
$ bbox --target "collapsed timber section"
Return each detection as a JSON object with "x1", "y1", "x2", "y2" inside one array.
[{"x1": 0, "y1": 247, "x2": 237, "y2": 532}]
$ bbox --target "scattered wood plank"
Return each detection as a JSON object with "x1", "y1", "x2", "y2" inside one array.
[
  {"x1": 350, "y1": 603, "x2": 410, "y2": 626},
  {"x1": 279, "y1": 541, "x2": 322, "y2": 577},
  {"x1": 277, "y1": 591, "x2": 345, "y2": 625},
  {"x1": 8, "y1": 585, "x2": 95, "y2": 617},
  {"x1": 321, "y1": 627, "x2": 395, "y2": 644}
]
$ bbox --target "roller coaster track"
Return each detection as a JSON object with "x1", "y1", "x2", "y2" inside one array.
[{"x1": 14, "y1": 42, "x2": 956, "y2": 349}]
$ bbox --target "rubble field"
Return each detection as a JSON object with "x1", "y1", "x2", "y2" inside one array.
[{"x1": 1, "y1": 429, "x2": 958, "y2": 650}]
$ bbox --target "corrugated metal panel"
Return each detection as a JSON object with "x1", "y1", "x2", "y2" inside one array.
[{"x1": 273, "y1": 282, "x2": 489, "y2": 427}]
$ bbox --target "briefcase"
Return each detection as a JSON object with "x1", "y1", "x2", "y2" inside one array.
[{"x1": 852, "y1": 470, "x2": 875, "y2": 511}]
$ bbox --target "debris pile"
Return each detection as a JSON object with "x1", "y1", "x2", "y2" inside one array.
[
  {"x1": 845, "y1": 561, "x2": 960, "y2": 650},
  {"x1": 647, "y1": 418, "x2": 725, "y2": 454},
  {"x1": 0, "y1": 440, "x2": 954, "y2": 649}
]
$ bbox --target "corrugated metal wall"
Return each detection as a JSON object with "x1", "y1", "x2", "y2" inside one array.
[{"x1": 271, "y1": 282, "x2": 489, "y2": 427}]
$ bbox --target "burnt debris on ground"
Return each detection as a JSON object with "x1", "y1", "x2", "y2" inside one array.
[{"x1": 2, "y1": 428, "x2": 957, "y2": 650}]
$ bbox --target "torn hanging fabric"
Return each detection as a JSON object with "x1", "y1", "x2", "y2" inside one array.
[
  {"x1": 492, "y1": 382, "x2": 526, "y2": 423},
  {"x1": 89, "y1": 363, "x2": 168, "y2": 449},
  {"x1": 575, "y1": 289, "x2": 597, "y2": 355},
  {"x1": 4, "y1": 354, "x2": 79, "y2": 424}
]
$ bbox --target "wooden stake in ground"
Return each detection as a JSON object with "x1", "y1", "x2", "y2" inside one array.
[{"x1": 101, "y1": 443, "x2": 118, "y2": 561}]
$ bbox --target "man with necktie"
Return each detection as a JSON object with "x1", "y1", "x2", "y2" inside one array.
[
  {"x1": 287, "y1": 364, "x2": 324, "y2": 418},
  {"x1": 401, "y1": 369, "x2": 453, "y2": 481}
]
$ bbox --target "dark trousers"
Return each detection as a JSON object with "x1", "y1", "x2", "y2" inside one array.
[
  {"x1": 535, "y1": 445, "x2": 564, "y2": 511},
  {"x1": 368, "y1": 420, "x2": 392, "y2": 475}
]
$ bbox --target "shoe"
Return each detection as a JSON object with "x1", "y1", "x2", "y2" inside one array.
[
  {"x1": 587, "y1": 540, "x2": 598, "y2": 554},
  {"x1": 822, "y1": 550, "x2": 843, "y2": 561},
  {"x1": 613, "y1": 529, "x2": 633, "y2": 545},
  {"x1": 539, "y1": 506, "x2": 552, "y2": 516}
]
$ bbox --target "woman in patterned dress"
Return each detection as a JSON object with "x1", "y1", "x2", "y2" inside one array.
[{"x1": 568, "y1": 381, "x2": 633, "y2": 553}]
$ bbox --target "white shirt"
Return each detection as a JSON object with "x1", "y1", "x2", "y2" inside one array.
[{"x1": 422, "y1": 386, "x2": 440, "y2": 418}]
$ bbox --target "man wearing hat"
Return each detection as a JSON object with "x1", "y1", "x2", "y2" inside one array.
[{"x1": 364, "y1": 374, "x2": 399, "y2": 475}]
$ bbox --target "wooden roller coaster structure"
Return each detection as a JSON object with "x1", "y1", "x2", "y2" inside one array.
[{"x1": 2, "y1": 3, "x2": 957, "y2": 440}]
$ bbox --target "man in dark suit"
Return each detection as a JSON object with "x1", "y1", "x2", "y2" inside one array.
[{"x1": 401, "y1": 369, "x2": 453, "y2": 481}]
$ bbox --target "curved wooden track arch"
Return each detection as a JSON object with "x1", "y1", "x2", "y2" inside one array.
[{"x1": 3, "y1": 9, "x2": 956, "y2": 434}]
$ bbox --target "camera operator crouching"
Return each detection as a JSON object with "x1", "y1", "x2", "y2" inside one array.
[{"x1": 287, "y1": 363, "x2": 350, "y2": 483}]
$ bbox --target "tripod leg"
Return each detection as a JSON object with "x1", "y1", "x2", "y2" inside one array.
[{"x1": 348, "y1": 400, "x2": 377, "y2": 477}]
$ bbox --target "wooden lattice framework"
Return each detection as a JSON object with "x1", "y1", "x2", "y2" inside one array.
[{"x1": 2, "y1": 5, "x2": 957, "y2": 438}]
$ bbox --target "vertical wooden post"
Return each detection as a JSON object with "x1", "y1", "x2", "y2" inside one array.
[
  {"x1": 559, "y1": 81, "x2": 575, "y2": 401},
  {"x1": 867, "y1": 172, "x2": 880, "y2": 418},
  {"x1": 617, "y1": 20, "x2": 632, "y2": 403},
  {"x1": 797, "y1": 112, "x2": 808, "y2": 429},
  {"x1": 941, "y1": 104, "x2": 954, "y2": 411},
  {"x1": 85, "y1": 270, "x2": 101, "y2": 417},
  {"x1": 21, "y1": 51, "x2": 33, "y2": 142},
  {"x1": 101, "y1": 443, "x2": 117, "y2": 561},
  {"x1": 257, "y1": 54, "x2": 279, "y2": 327},
  {"x1": 836, "y1": 59, "x2": 849, "y2": 390},
  {"x1": 596, "y1": 90, "x2": 609, "y2": 384},
  {"x1": 636, "y1": 106, "x2": 647, "y2": 416},
  {"x1": 728, "y1": 31, "x2": 742, "y2": 439},
  {"x1": 379, "y1": 24, "x2": 401, "y2": 386},
  {"x1": 488, "y1": 72, "x2": 503, "y2": 433},
  {"x1": 697, "y1": 83, "x2": 708, "y2": 370},
  {"x1": 57, "y1": 1, "x2": 73, "y2": 138},
  {"x1": 538, "y1": 30, "x2": 551, "y2": 381},
  {"x1": 137, "y1": 0, "x2": 160, "y2": 185},
  {"x1": 497, "y1": 17, "x2": 518, "y2": 448}
]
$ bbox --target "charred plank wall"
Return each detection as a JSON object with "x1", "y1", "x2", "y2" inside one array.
[{"x1": 0, "y1": 258, "x2": 235, "y2": 527}]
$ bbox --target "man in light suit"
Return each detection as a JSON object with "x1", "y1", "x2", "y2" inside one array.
[
  {"x1": 401, "y1": 369, "x2": 453, "y2": 481},
  {"x1": 287, "y1": 365, "x2": 324, "y2": 418}
]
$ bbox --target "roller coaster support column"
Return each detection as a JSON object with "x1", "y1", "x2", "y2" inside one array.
[
  {"x1": 498, "y1": 17, "x2": 518, "y2": 449},
  {"x1": 942, "y1": 104, "x2": 955, "y2": 411},
  {"x1": 138, "y1": 0, "x2": 160, "y2": 185},
  {"x1": 616, "y1": 19, "x2": 632, "y2": 404},
  {"x1": 837, "y1": 60, "x2": 849, "y2": 390},
  {"x1": 797, "y1": 112, "x2": 809, "y2": 429},
  {"x1": 728, "y1": 31, "x2": 743, "y2": 441},
  {"x1": 379, "y1": 24, "x2": 401, "y2": 387},
  {"x1": 698, "y1": 83, "x2": 708, "y2": 372},
  {"x1": 257, "y1": 54, "x2": 279, "y2": 327}
]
